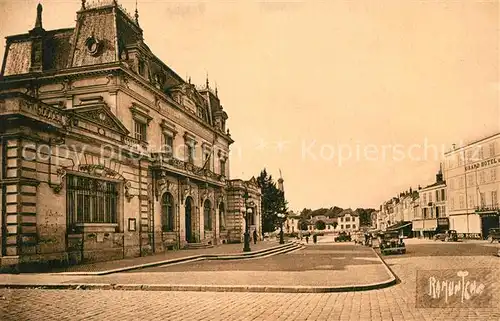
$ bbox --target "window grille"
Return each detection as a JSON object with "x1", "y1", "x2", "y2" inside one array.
[{"x1": 66, "y1": 175, "x2": 118, "y2": 229}]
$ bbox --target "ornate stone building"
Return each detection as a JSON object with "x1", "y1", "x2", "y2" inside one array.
[{"x1": 0, "y1": 1, "x2": 257, "y2": 268}]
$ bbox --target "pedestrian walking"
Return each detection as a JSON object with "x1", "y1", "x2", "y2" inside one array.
[
  {"x1": 313, "y1": 234, "x2": 317, "y2": 244},
  {"x1": 253, "y1": 230, "x2": 258, "y2": 244},
  {"x1": 305, "y1": 235, "x2": 309, "y2": 243}
]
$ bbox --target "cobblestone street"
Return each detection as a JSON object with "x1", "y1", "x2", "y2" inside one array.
[{"x1": 1, "y1": 242, "x2": 499, "y2": 320}]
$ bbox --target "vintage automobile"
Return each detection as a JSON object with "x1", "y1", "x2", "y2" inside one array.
[
  {"x1": 433, "y1": 230, "x2": 458, "y2": 242},
  {"x1": 352, "y1": 232, "x2": 364, "y2": 245},
  {"x1": 334, "y1": 232, "x2": 351, "y2": 242},
  {"x1": 487, "y1": 228, "x2": 500, "y2": 243},
  {"x1": 379, "y1": 231, "x2": 406, "y2": 255}
]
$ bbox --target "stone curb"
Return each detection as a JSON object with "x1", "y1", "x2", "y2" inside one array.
[
  {"x1": 370, "y1": 247, "x2": 399, "y2": 285},
  {"x1": 0, "y1": 278, "x2": 396, "y2": 293},
  {"x1": 52, "y1": 242, "x2": 301, "y2": 276}
]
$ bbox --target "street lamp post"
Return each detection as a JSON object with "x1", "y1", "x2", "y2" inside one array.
[
  {"x1": 242, "y1": 189, "x2": 254, "y2": 252},
  {"x1": 277, "y1": 212, "x2": 286, "y2": 244}
]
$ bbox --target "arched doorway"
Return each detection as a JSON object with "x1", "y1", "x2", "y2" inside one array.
[
  {"x1": 219, "y1": 202, "x2": 225, "y2": 230},
  {"x1": 161, "y1": 192, "x2": 174, "y2": 232},
  {"x1": 185, "y1": 196, "x2": 193, "y2": 242},
  {"x1": 203, "y1": 199, "x2": 212, "y2": 231}
]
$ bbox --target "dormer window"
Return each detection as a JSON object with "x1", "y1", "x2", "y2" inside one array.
[
  {"x1": 138, "y1": 59, "x2": 145, "y2": 77},
  {"x1": 154, "y1": 73, "x2": 164, "y2": 89}
]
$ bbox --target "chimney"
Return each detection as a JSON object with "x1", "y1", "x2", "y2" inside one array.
[{"x1": 436, "y1": 172, "x2": 443, "y2": 182}]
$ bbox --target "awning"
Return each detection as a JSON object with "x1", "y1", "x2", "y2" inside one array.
[
  {"x1": 386, "y1": 221, "x2": 412, "y2": 231},
  {"x1": 413, "y1": 227, "x2": 437, "y2": 232}
]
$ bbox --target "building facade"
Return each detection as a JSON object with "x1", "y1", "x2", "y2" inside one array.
[
  {"x1": 0, "y1": 2, "x2": 259, "y2": 268},
  {"x1": 284, "y1": 211, "x2": 300, "y2": 234},
  {"x1": 337, "y1": 209, "x2": 359, "y2": 232},
  {"x1": 306, "y1": 215, "x2": 337, "y2": 234},
  {"x1": 444, "y1": 133, "x2": 500, "y2": 239},
  {"x1": 412, "y1": 172, "x2": 447, "y2": 238}
]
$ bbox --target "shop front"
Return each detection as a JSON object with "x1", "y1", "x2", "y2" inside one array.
[
  {"x1": 436, "y1": 218, "x2": 450, "y2": 233},
  {"x1": 476, "y1": 206, "x2": 500, "y2": 240},
  {"x1": 412, "y1": 219, "x2": 437, "y2": 238}
]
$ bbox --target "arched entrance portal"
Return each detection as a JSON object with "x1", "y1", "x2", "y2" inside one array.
[{"x1": 185, "y1": 196, "x2": 194, "y2": 243}]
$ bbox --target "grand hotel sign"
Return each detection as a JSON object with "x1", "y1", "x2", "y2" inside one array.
[{"x1": 465, "y1": 157, "x2": 500, "y2": 171}]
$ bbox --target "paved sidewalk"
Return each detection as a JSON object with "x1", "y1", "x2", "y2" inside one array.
[
  {"x1": 0, "y1": 244, "x2": 395, "y2": 293},
  {"x1": 50, "y1": 240, "x2": 281, "y2": 273},
  {"x1": 1, "y1": 244, "x2": 498, "y2": 320}
]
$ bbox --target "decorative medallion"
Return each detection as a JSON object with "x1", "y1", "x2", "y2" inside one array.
[{"x1": 85, "y1": 34, "x2": 102, "y2": 56}]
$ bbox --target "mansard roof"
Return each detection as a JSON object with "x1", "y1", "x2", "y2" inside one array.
[{"x1": 1, "y1": 1, "x2": 229, "y2": 134}]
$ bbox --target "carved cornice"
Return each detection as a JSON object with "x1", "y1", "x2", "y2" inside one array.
[
  {"x1": 183, "y1": 131, "x2": 197, "y2": 144},
  {"x1": 130, "y1": 102, "x2": 153, "y2": 124},
  {"x1": 160, "y1": 119, "x2": 177, "y2": 137}
]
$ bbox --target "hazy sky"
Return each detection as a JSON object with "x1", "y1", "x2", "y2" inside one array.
[{"x1": 0, "y1": 0, "x2": 498, "y2": 212}]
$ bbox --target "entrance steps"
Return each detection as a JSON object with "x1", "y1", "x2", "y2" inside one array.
[{"x1": 184, "y1": 243, "x2": 214, "y2": 250}]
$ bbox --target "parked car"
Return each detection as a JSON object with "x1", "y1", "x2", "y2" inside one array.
[
  {"x1": 352, "y1": 232, "x2": 364, "y2": 245},
  {"x1": 487, "y1": 228, "x2": 500, "y2": 243},
  {"x1": 434, "y1": 230, "x2": 458, "y2": 242},
  {"x1": 379, "y1": 231, "x2": 405, "y2": 255},
  {"x1": 334, "y1": 232, "x2": 351, "y2": 242}
]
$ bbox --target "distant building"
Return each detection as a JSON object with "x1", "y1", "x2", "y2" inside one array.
[
  {"x1": 444, "y1": 133, "x2": 500, "y2": 239},
  {"x1": 412, "y1": 169, "x2": 447, "y2": 238},
  {"x1": 337, "y1": 209, "x2": 359, "y2": 232},
  {"x1": 284, "y1": 211, "x2": 300, "y2": 234},
  {"x1": 306, "y1": 215, "x2": 338, "y2": 233}
]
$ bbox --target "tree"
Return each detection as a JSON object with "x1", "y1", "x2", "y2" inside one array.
[
  {"x1": 300, "y1": 208, "x2": 312, "y2": 218},
  {"x1": 315, "y1": 220, "x2": 326, "y2": 230},
  {"x1": 257, "y1": 169, "x2": 288, "y2": 234},
  {"x1": 299, "y1": 220, "x2": 309, "y2": 231},
  {"x1": 311, "y1": 208, "x2": 328, "y2": 217},
  {"x1": 355, "y1": 208, "x2": 376, "y2": 226}
]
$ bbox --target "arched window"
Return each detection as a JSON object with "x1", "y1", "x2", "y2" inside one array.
[
  {"x1": 204, "y1": 200, "x2": 212, "y2": 231},
  {"x1": 162, "y1": 193, "x2": 174, "y2": 232},
  {"x1": 219, "y1": 202, "x2": 225, "y2": 230}
]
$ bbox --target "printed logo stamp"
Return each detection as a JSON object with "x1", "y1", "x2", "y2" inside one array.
[{"x1": 416, "y1": 269, "x2": 496, "y2": 308}]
